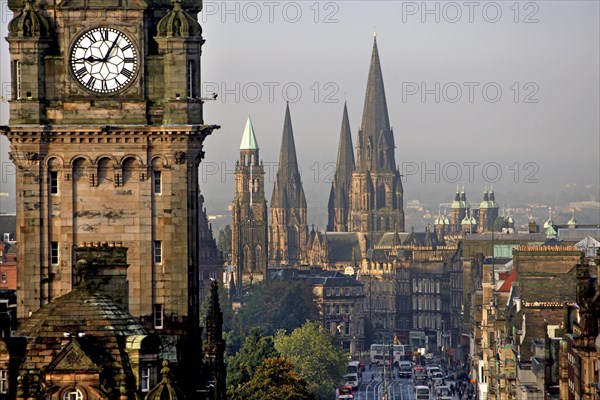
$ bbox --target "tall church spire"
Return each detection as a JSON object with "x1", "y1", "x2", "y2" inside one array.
[
  {"x1": 270, "y1": 103, "x2": 306, "y2": 209},
  {"x1": 328, "y1": 103, "x2": 355, "y2": 231},
  {"x1": 356, "y1": 36, "x2": 395, "y2": 172},
  {"x1": 349, "y1": 37, "x2": 405, "y2": 233},
  {"x1": 336, "y1": 102, "x2": 356, "y2": 188},
  {"x1": 269, "y1": 104, "x2": 309, "y2": 266}
]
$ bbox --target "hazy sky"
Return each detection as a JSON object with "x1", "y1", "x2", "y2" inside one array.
[{"x1": 1, "y1": 1, "x2": 599, "y2": 226}]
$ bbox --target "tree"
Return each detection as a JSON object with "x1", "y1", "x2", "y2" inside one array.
[
  {"x1": 274, "y1": 321, "x2": 347, "y2": 400},
  {"x1": 217, "y1": 225, "x2": 232, "y2": 259},
  {"x1": 239, "y1": 280, "x2": 318, "y2": 336},
  {"x1": 199, "y1": 282, "x2": 233, "y2": 338},
  {"x1": 228, "y1": 357, "x2": 316, "y2": 400},
  {"x1": 226, "y1": 327, "x2": 279, "y2": 389}
]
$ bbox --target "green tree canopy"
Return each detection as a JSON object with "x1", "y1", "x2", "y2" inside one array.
[
  {"x1": 217, "y1": 225, "x2": 232, "y2": 259},
  {"x1": 274, "y1": 321, "x2": 347, "y2": 399},
  {"x1": 239, "y1": 280, "x2": 319, "y2": 336},
  {"x1": 226, "y1": 327, "x2": 279, "y2": 390},
  {"x1": 228, "y1": 357, "x2": 316, "y2": 400}
]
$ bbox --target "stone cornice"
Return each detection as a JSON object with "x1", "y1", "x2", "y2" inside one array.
[{"x1": 2, "y1": 124, "x2": 220, "y2": 143}]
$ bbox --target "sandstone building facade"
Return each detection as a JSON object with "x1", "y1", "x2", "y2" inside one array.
[
  {"x1": 1, "y1": 0, "x2": 218, "y2": 336},
  {"x1": 232, "y1": 116, "x2": 268, "y2": 290}
]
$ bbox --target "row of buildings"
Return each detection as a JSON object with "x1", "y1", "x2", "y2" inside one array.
[{"x1": 465, "y1": 230, "x2": 600, "y2": 399}]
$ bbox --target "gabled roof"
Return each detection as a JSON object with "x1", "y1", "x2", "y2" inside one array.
[{"x1": 498, "y1": 269, "x2": 517, "y2": 293}]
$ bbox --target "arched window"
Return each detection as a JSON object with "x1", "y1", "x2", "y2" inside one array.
[
  {"x1": 97, "y1": 158, "x2": 112, "y2": 185},
  {"x1": 72, "y1": 158, "x2": 88, "y2": 182},
  {"x1": 242, "y1": 245, "x2": 250, "y2": 272},
  {"x1": 122, "y1": 158, "x2": 139, "y2": 184},
  {"x1": 255, "y1": 246, "x2": 262, "y2": 271},
  {"x1": 376, "y1": 184, "x2": 386, "y2": 209}
]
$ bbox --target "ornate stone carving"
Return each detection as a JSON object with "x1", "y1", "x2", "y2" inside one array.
[
  {"x1": 8, "y1": 0, "x2": 51, "y2": 37},
  {"x1": 174, "y1": 151, "x2": 186, "y2": 164},
  {"x1": 156, "y1": 0, "x2": 202, "y2": 38}
]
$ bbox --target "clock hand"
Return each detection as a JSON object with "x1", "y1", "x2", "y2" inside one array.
[
  {"x1": 103, "y1": 37, "x2": 119, "y2": 62},
  {"x1": 74, "y1": 56, "x2": 103, "y2": 63}
]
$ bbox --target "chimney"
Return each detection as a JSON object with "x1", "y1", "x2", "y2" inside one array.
[{"x1": 74, "y1": 242, "x2": 129, "y2": 308}]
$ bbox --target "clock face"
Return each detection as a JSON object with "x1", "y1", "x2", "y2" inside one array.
[{"x1": 70, "y1": 27, "x2": 138, "y2": 94}]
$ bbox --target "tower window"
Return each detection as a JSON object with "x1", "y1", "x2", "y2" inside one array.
[
  {"x1": 141, "y1": 366, "x2": 151, "y2": 392},
  {"x1": 50, "y1": 171, "x2": 59, "y2": 194},
  {"x1": 153, "y1": 304, "x2": 163, "y2": 329},
  {"x1": 153, "y1": 241, "x2": 162, "y2": 264},
  {"x1": 13, "y1": 60, "x2": 21, "y2": 100},
  {"x1": 0, "y1": 369, "x2": 7, "y2": 393},
  {"x1": 50, "y1": 242, "x2": 59, "y2": 265},
  {"x1": 187, "y1": 60, "x2": 195, "y2": 98},
  {"x1": 153, "y1": 171, "x2": 162, "y2": 194}
]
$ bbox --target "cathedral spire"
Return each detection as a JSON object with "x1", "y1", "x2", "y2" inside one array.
[
  {"x1": 240, "y1": 115, "x2": 258, "y2": 150},
  {"x1": 362, "y1": 36, "x2": 390, "y2": 135},
  {"x1": 335, "y1": 102, "x2": 356, "y2": 186},
  {"x1": 269, "y1": 103, "x2": 309, "y2": 266},
  {"x1": 357, "y1": 36, "x2": 394, "y2": 172},
  {"x1": 327, "y1": 103, "x2": 355, "y2": 231},
  {"x1": 270, "y1": 103, "x2": 306, "y2": 209}
]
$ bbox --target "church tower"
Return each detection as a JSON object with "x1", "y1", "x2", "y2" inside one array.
[
  {"x1": 232, "y1": 116, "x2": 268, "y2": 290},
  {"x1": 1, "y1": 0, "x2": 218, "y2": 341},
  {"x1": 327, "y1": 103, "x2": 355, "y2": 232},
  {"x1": 349, "y1": 36, "x2": 404, "y2": 233},
  {"x1": 269, "y1": 104, "x2": 308, "y2": 266}
]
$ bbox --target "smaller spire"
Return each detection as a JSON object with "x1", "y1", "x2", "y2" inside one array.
[{"x1": 240, "y1": 115, "x2": 259, "y2": 150}]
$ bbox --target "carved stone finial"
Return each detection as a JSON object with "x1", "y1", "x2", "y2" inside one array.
[
  {"x1": 156, "y1": 0, "x2": 202, "y2": 38},
  {"x1": 8, "y1": 0, "x2": 51, "y2": 37},
  {"x1": 174, "y1": 151, "x2": 186, "y2": 164},
  {"x1": 75, "y1": 259, "x2": 90, "y2": 288}
]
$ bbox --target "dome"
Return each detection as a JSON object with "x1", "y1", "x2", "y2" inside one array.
[
  {"x1": 157, "y1": 0, "x2": 202, "y2": 38},
  {"x1": 434, "y1": 214, "x2": 445, "y2": 225},
  {"x1": 8, "y1": 0, "x2": 51, "y2": 37},
  {"x1": 543, "y1": 217, "x2": 553, "y2": 230},
  {"x1": 16, "y1": 286, "x2": 145, "y2": 370},
  {"x1": 461, "y1": 216, "x2": 476, "y2": 225},
  {"x1": 479, "y1": 200, "x2": 490, "y2": 209}
]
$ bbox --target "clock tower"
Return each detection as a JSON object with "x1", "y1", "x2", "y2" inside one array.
[{"x1": 2, "y1": 0, "x2": 217, "y2": 346}]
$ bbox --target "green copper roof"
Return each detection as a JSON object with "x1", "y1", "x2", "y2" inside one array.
[{"x1": 240, "y1": 115, "x2": 258, "y2": 150}]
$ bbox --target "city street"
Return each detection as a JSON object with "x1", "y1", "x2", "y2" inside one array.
[{"x1": 353, "y1": 367, "x2": 461, "y2": 400}]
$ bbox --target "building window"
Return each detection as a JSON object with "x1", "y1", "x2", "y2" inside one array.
[
  {"x1": 153, "y1": 304, "x2": 163, "y2": 329},
  {"x1": 153, "y1": 241, "x2": 162, "y2": 264},
  {"x1": 50, "y1": 242, "x2": 59, "y2": 265},
  {"x1": 0, "y1": 369, "x2": 7, "y2": 394},
  {"x1": 141, "y1": 367, "x2": 151, "y2": 392},
  {"x1": 187, "y1": 60, "x2": 195, "y2": 98},
  {"x1": 50, "y1": 171, "x2": 59, "y2": 194},
  {"x1": 153, "y1": 171, "x2": 162, "y2": 194},
  {"x1": 62, "y1": 388, "x2": 83, "y2": 400},
  {"x1": 1, "y1": 273, "x2": 6, "y2": 283},
  {"x1": 14, "y1": 61, "x2": 21, "y2": 100}
]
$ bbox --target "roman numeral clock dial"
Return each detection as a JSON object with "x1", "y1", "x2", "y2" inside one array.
[{"x1": 70, "y1": 27, "x2": 138, "y2": 94}]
